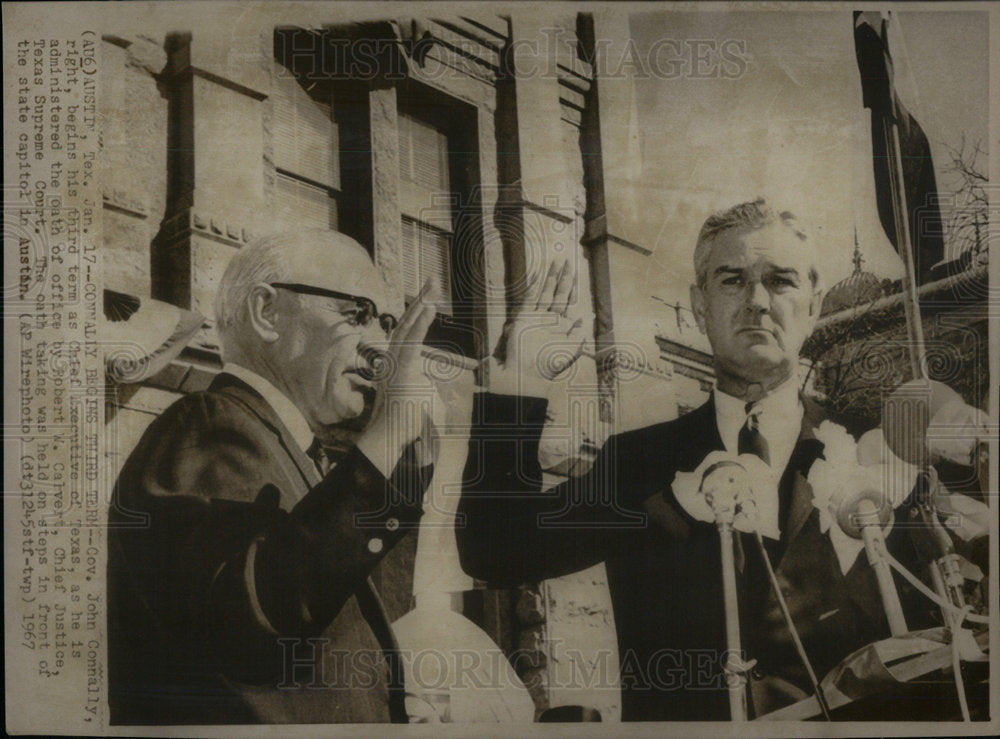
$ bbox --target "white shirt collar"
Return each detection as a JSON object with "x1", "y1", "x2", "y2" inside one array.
[
  {"x1": 712, "y1": 379, "x2": 803, "y2": 539},
  {"x1": 222, "y1": 362, "x2": 314, "y2": 453},
  {"x1": 713, "y1": 379, "x2": 803, "y2": 468}
]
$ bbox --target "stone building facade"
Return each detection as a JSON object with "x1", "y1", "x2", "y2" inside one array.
[
  {"x1": 100, "y1": 10, "x2": 688, "y2": 722},
  {"x1": 96, "y1": 9, "x2": 990, "y2": 721}
]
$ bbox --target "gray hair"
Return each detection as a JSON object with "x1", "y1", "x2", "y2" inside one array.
[
  {"x1": 214, "y1": 232, "x2": 297, "y2": 358},
  {"x1": 693, "y1": 198, "x2": 819, "y2": 289}
]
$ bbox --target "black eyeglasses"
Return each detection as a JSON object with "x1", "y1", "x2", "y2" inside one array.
[{"x1": 271, "y1": 282, "x2": 398, "y2": 334}]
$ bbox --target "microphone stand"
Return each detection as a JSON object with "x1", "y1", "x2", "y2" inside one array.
[
  {"x1": 704, "y1": 482, "x2": 753, "y2": 721},
  {"x1": 719, "y1": 519, "x2": 749, "y2": 721},
  {"x1": 912, "y1": 468, "x2": 967, "y2": 616},
  {"x1": 853, "y1": 498, "x2": 909, "y2": 636}
]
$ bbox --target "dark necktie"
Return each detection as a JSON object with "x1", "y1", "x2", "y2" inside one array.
[
  {"x1": 737, "y1": 401, "x2": 783, "y2": 566},
  {"x1": 307, "y1": 437, "x2": 346, "y2": 478},
  {"x1": 738, "y1": 402, "x2": 794, "y2": 566},
  {"x1": 738, "y1": 402, "x2": 770, "y2": 465}
]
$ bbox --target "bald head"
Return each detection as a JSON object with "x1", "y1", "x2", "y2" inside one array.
[{"x1": 215, "y1": 229, "x2": 391, "y2": 359}]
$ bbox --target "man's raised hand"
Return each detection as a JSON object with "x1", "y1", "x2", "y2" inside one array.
[
  {"x1": 494, "y1": 259, "x2": 587, "y2": 397},
  {"x1": 356, "y1": 279, "x2": 442, "y2": 477}
]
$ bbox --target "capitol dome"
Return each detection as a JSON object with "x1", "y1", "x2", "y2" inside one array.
[{"x1": 821, "y1": 236, "x2": 884, "y2": 316}]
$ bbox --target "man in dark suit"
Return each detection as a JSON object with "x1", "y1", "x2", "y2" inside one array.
[
  {"x1": 108, "y1": 230, "x2": 441, "y2": 724},
  {"x1": 458, "y1": 199, "x2": 924, "y2": 720}
]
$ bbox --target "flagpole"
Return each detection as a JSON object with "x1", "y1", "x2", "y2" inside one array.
[
  {"x1": 882, "y1": 15, "x2": 927, "y2": 381},
  {"x1": 879, "y1": 15, "x2": 969, "y2": 630}
]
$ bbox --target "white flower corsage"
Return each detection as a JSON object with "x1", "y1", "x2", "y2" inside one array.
[
  {"x1": 809, "y1": 421, "x2": 917, "y2": 574},
  {"x1": 672, "y1": 451, "x2": 781, "y2": 540}
]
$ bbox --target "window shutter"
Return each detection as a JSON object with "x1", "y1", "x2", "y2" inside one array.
[
  {"x1": 401, "y1": 217, "x2": 452, "y2": 313},
  {"x1": 398, "y1": 112, "x2": 449, "y2": 193},
  {"x1": 275, "y1": 173, "x2": 337, "y2": 231},
  {"x1": 271, "y1": 71, "x2": 339, "y2": 190}
]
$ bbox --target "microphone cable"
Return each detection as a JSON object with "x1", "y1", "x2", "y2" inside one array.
[
  {"x1": 950, "y1": 605, "x2": 973, "y2": 722},
  {"x1": 753, "y1": 531, "x2": 832, "y2": 720},
  {"x1": 884, "y1": 552, "x2": 989, "y2": 624},
  {"x1": 883, "y1": 551, "x2": 990, "y2": 722}
]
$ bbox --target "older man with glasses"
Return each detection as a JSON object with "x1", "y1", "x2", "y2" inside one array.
[{"x1": 108, "y1": 229, "x2": 440, "y2": 725}]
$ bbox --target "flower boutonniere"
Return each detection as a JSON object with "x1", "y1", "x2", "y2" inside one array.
[
  {"x1": 672, "y1": 451, "x2": 780, "y2": 540},
  {"x1": 808, "y1": 421, "x2": 917, "y2": 574}
]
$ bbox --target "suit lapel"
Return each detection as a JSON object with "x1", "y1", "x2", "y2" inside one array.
[
  {"x1": 783, "y1": 400, "x2": 888, "y2": 622},
  {"x1": 641, "y1": 399, "x2": 722, "y2": 544},
  {"x1": 209, "y1": 375, "x2": 406, "y2": 720},
  {"x1": 210, "y1": 373, "x2": 321, "y2": 492},
  {"x1": 702, "y1": 394, "x2": 725, "y2": 451},
  {"x1": 675, "y1": 393, "x2": 825, "y2": 548},
  {"x1": 779, "y1": 398, "x2": 827, "y2": 549}
]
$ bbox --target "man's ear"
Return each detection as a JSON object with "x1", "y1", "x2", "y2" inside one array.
[
  {"x1": 247, "y1": 283, "x2": 281, "y2": 343},
  {"x1": 690, "y1": 283, "x2": 708, "y2": 334}
]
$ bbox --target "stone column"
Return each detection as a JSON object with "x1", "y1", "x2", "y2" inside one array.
[
  {"x1": 100, "y1": 34, "x2": 169, "y2": 299},
  {"x1": 150, "y1": 29, "x2": 269, "y2": 331},
  {"x1": 496, "y1": 14, "x2": 626, "y2": 722},
  {"x1": 580, "y1": 10, "x2": 677, "y2": 433}
]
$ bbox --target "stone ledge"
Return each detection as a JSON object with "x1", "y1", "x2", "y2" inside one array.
[{"x1": 103, "y1": 190, "x2": 149, "y2": 219}]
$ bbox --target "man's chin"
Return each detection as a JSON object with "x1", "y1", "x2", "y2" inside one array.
[
  {"x1": 746, "y1": 342, "x2": 785, "y2": 365},
  {"x1": 725, "y1": 350, "x2": 788, "y2": 378}
]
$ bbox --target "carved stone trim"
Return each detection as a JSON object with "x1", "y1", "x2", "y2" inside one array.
[
  {"x1": 519, "y1": 197, "x2": 575, "y2": 225},
  {"x1": 190, "y1": 66, "x2": 268, "y2": 101},
  {"x1": 159, "y1": 208, "x2": 255, "y2": 247},
  {"x1": 421, "y1": 19, "x2": 501, "y2": 73},
  {"x1": 191, "y1": 211, "x2": 254, "y2": 247},
  {"x1": 103, "y1": 190, "x2": 149, "y2": 219},
  {"x1": 433, "y1": 16, "x2": 508, "y2": 52},
  {"x1": 102, "y1": 34, "x2": 168, "y2": 76},
  {"x1": 581, "y1": 216, "x2": 651, "y2": 255}
]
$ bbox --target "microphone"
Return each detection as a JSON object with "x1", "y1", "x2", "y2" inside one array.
[
  {"x1": 702, "y1": 460, "x2": 833, "y2": 718},
  {"x1": 833, "y1": 486, "x2": 892, "y2": 540},
  {"x1": 831, "y1": 484, "x2": 907, "y2": 636},
  {"x1": 700, "y1": 460, "x2": 748, "y2": 525}
]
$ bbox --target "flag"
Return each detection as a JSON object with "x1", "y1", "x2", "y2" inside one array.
[{"x1": 854, "y1": 11, "x2": 945, "y2": 285}]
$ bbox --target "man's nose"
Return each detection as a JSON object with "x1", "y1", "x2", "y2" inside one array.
[
  {"x1": 355, "y1": 340, "x2": 392, "y2": 381},
  {"x1": 356, "y1": 332, "x2": 387, "y2": 359},
  {"x1": 358, "y1": 316, "x2": 389, "y2": 343},
  {"x1": 743, "y1": 281, "x2": 769, "y2": 312},
  {"x1": 357, "y1": 326, "x2": 391, "y2": 358}
]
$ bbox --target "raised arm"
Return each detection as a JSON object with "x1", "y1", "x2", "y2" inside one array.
[{"x1": 109, "y1": 392, "x2": 431, "y2": 685}]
